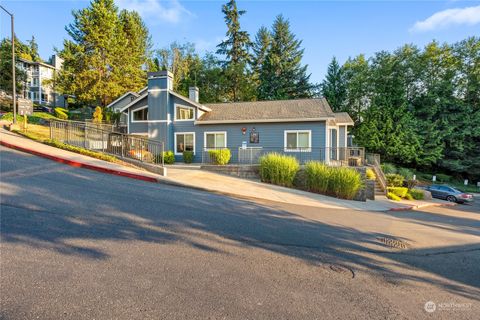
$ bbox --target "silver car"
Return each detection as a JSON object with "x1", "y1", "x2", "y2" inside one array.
[{"x1": 425, "y1": 185, "x2": 474, "y2": 204}]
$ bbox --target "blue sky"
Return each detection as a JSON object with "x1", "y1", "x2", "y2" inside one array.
[{"x1": 1, "y1": 0, "x2": 479, "y2": 83}]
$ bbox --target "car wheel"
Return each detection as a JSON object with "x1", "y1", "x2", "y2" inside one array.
[{"x1": 446, "y1": 195, "x2": 457, "y2": 203}]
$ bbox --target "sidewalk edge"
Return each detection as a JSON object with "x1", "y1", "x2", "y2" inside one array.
[
  {"x1": 1, "y1": 140, "x2": 159, "y2": 183},
  {"x1": 389, "y1": 202, "x2": 456, "y2": 212}
]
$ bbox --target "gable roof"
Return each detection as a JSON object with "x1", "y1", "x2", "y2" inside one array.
[
  {"x1": 138, "y1": 86, "x2": 148, "y2": 95},
  {"x1": 119, "y1": 92, "x2": 148, "y2": 112},
  {"x1": 106, "y1": 91, "x2": 139, "y2": 109},
  {"x1": 334, "y1": 112, "x2": 354, "y2": 125},
  {"x1": 119, "y1": 89, "x2": 211, "y2": 113},
  {"x1": 196, "y1": 98, "x2": 336, "y2": 124}
]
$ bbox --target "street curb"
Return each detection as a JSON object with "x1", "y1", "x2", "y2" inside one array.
[
  {"x1": 0, "y1": 140, "x2": 159, "y2": 183},
  {"x1": 388, "y1": 202, "x2": 457, "y2": 212}
]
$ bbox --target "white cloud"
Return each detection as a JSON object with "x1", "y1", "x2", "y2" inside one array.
[
  {"x1": 410, "y1": 5, "x2": 480, "y2": 32},
  {"x1": 117, "y1": 0, "x2": 191, "y2": 24}
]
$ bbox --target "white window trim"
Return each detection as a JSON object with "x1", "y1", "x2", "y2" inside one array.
[
  {"x1": 131, "y1": 106, "x2": 148, "y2": 123},
  {"x1": 284, "y1": 130, "x2": 312, "y2": 152},
  {"x1": 174, "y1": 104, "x2": 195, "y2": 122},
  {"x1": 204, "y1": 131, "x2": 227, "y2": 150},
  {"x1": 174, "y1": 132, "x2": 196, "y2": 156}
]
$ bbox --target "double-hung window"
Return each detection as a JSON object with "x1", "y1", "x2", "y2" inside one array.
[
  {"x1": 205, "y1": 132, "x2": 227, "y2": 149},
  {"x1": 284, "y1": 130, "x2": 311, "y2": 152},
  {"x1": 132, "y1": 108, "x2": 148, "y2": 121},
  {"x1": 175, "y1": 105, "x2": 194, "y2": 121},
  {"x1": 175, "y1": 132, "x2": 195, "y2": 155}
]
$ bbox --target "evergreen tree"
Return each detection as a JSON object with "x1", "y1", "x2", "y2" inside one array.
[
  {"x1": 118, "y1": 10, "x2": 152, "y2": 92},
  {"x1": 0, "y1": 38, "x2": 28, "y2": 95},
  {"x1": 252, "y1": 26, "x2": 271, "y2": 77},
  {"x1": 258, "y1": 15, "x2": 312, "y2": 100},
  {"x1": 57, "y1": 0, "x2": 151, "y2": 106},
  {"x1": 27, "y1": 36, "x2": 40, "y2": 62},
  {"x1": 216, "y1": 0, "x2": 253, "y2": 101},
  {"x1": 321, "y1": 57, "x2": 346, "y2": 111}
]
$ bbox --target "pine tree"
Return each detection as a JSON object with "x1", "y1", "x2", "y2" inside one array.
[
  {"x1": 258, "y1": 15, "x2": 312, "y2": 100},
  {"x1": 57, "y1": 0, "x2": 151, "y2": 106},
  {"x1": 117, "y1": 10, "x2": 152, "y2": 92},
  {"x1": 27, "y1": 36, "x2": 40, "y2": 62},
  {"x1": 321, "y1": 57, "x2": 346, "y2": 111},
  {"x1": 252, "y1": 26, "x2": 271, "y2": 77},
  {"x1": 216, "y1": 0, "x2": 253, "y2": 101}
]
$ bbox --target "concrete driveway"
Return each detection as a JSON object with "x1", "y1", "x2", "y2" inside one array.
[{"x1": 1, "y1": 146, "x2": 479, "y2": 319}]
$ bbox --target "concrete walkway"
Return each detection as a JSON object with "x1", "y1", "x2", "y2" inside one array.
[{"x1": 1, "y1": 126, "x2": 448, "y2": 211}]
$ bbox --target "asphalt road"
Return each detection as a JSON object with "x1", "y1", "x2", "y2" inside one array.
[{"x1": 1, "y1": 146, "x2": 479, "y2": 319}]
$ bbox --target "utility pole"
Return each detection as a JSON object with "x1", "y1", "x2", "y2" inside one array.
[{"x1": 0, "y1": 5, "x2": 16, "y2": 123}]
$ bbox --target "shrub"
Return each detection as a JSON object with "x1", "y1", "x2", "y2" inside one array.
[
  {"x1": 328, "y1": 166, "x2": 363, "y2": 200},
  {"x1": 404, "y1": 193, "x2": 414, "y2": 201},
  {"x1": 162, "y1": 151, "x2": 175, "y2": 164},
  {"x1": 386, "y1": 173, "x2": 404, "y2": 187},
  {"x1": 93, "y1": 106, "x2": 103, "y2": 123},
  {"x1": 259, "y1": 153, "x2": 299, "y2": 187},
  {"x1": 44, "y1": 139, "x2": 117, "y2": 163},
  {"x1": 54, "y1": 107, "x2": 68, "y2": 120},
  {"x1": 409, "y1": 189, "x2": 425, "y2": 200},
  {"x1": 208, "y1": 149, "x2": 231, "y2": 165},
  {"x1": 305, "y1": 161, "x2": 330, "y2": 194},
  {"x1": 387, "y1": 192, "x2": 402, "y2": 201},
  {"x1": 404, "y1": 179, "x2": 418, "y2": 190},
  {"x1": 397, "y1": 167, "x2": 414, "y2": 180},
  {"x1": 387, "y1": 187, "x2": 408, "y2": 198},
  {"x1": 381, "y1": 163, "x2": 397, "y2": 174},
  {"x1": 435, "y1": 173, "x2": 452, "y2": 183},
  {"x1": 183, "y1": 151, "x2": 194, "y2": 164},
  {"x1": 366, "y1": 168, "x2": 376, "y2": 180}
]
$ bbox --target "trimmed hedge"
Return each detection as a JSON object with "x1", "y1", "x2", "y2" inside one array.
[
  {"x1": 208, "y1": 149, "x2": 231, "y2": 165},
  {"x1": 387, "y1": 192, "x2": 401, "y2": 201},
  {"x1": 409, "y1": 189, "x2": 425, "y2": 200},
  {"x1": 259, "y1": 153, "x2": 299, "y2": 187},
  {"x1": 386, "y1": 173, "x2": 404, "y2": 187},
  {"x1": 366, "y1": 168, "x2": 376, "y2": 180},
  {"x1": 183, "y1": 151, "x2": 194, "y2": 164},
  {"x1": 387, "y1": 187, "x2": 409, "y2": 198}
]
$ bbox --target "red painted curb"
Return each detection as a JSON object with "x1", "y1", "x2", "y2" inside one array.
[
  {"x1": 1, "y1": 140, "x2": 159, "y2": 183},
  {"x1": 388, "y1": 202, "x2": 457, "y2": 212}
]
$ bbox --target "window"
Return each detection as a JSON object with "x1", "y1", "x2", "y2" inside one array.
[
  {"x1": 175, "y1": 133, "x2": 195, "y2": 155},
  {"x1": 284, "y1": 130, "x2": 311, "y2": 152},
  {"x1": 175, "y1": 105, "x2": 194, "y2": 121},
  {"x1": 132, "y1": 108, "x2": 148, "y2": 121},
  {"x1": 205, "y1": 132, "x2": 227, "y2": 149},
  {"x1": 32, "y1": 78, "x2": 39, "y2": 86}
]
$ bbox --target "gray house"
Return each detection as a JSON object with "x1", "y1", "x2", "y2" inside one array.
[{"x1": 109, "y1": 71, "x2": 357, "y2": 164}]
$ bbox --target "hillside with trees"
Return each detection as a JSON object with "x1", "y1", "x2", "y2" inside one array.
[{"x1": 321, "y1": 37, "x2": 480, "y2": 180}]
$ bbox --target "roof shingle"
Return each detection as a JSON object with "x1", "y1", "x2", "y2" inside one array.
[{"x1": 197, "y1": 98, "x2": 336, "y2": 123}]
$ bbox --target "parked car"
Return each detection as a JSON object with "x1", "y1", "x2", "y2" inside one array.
[
  {"x1": 425, "y1": 185, "x2": 474, "y2": 204},
  {"x1": 33, "y1": 106, "x2": 53, "y2": 113}
]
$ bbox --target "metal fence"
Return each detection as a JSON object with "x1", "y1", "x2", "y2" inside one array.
[
  {"x1": 201, "y1": 146, "x2": 365, "y2": 166},
  {"x1": 49, "y1": 120, "x2": 164, "y2": 166}
]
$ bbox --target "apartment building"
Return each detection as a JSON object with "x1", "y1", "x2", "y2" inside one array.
[{"x1": 17, "y1": 55, "x2": 64, "y2": 107}]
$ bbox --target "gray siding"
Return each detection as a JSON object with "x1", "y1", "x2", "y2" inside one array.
[
  {"x1": 109, "y1": 93, "x2": 137, "y2": 112},
  {"x1": 172, "y1": 121, "x2": 326, "y2": 163},
  {"x1": 128, "y1": 97, "x2": 148, "y2": 134}
]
